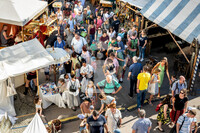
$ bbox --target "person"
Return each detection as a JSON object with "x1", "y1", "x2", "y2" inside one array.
[
  {"x1": 66, "y1": 73, "x2": 80, "y2": 111},
  {"x1": 75, "y1": 63, "x2": 81, "y2": 81},
  {"x1": 88, "y1": 21, "x2": 96, "y2": 45},
  {"x1": 152, "y1": 57, "x2": 171, "y2": 98},
  {"x1": 99, "y1": 30, "x2": 109, "y2": 50},
  {"x1": 44, "y1": 65, "x2": 50, "y2": 81},
  {"x1": 95, "y1": 28, "x2": 103, "y2": 42},
  {"x1": 128, "y1": 32, "x2": 138, "y2": 58},
  {"x1": 132, "y1": 109, "x2": 152, "y2": 133},
  {"x1": 54, "y1": 36, "x2": 65, "y2": 49},
  {"x1": 71, "y1": 52, "x2": 82, "y2": 70},
  {"x1": 86, "y1": 110, "x2": 109, "y2": 133},
  {"x1": 81, "y1": 45, "x2": 91, "y2": 64},
  {"x1": 156, "y1": 95, "x2": 172, "y2": 132},
  {"x1": 64, "y1": 59, "x2": 72, "y2": 77},
  {"x1": 64, "y1": 24, "x2": 74, "y2": 45},
  {"x1": 0, "y1": 25, "x2": 14, "y2": 46},
  {"x1": 63, "y1": 2, "x2": 72, "y2": 18},
  {"x1": 97, "y1": 75, "x2": 122, "y2": 95},
  {"x1": 34, "y1": 96, "x2": 44, "y2": 117},
  {"x1": 77, "y1": 1, "x2": 83, "y2": 12},
  {"x1": 75, "y1": 10, "x2": 83, "y2": 24},
  {"x1": 98, "y1": 94, "x2": 116, "y2": 114},
  {"x1": 85, "y1": 81, "x2": 97, "y2": 107},
  {"x1": 170, "y1": 89, "x2": 188, "y2": 125},
  {"x1": 105, "y1": 103, "x2": 122, "y2": 133},
  {"x1": 56, "y1": 8, "x2": 63, "y2": 21},
  {"x1": 87, "y1": 13, "x2": 94, "y2": 25},
  {"x1": 112, "y1": 16, "x2": 120, "y2": 34},
  {"x1": 102, "y1": 20, "x2": 110, "y2": 31},
  {"x1": 170, "y1": 75, "x2": 177, "y2": 91},
  {"x1": 71, "y1": 32, "x2": 87, "y2": 55},
  {"x1": 176, "y1": 109, "x2": 197, "y2": 133},
  {"x1": 127, "y1": 25, "x2": 137, "y2": 39},
  {"x1": 172, "y1": 76, "x2": 187, "y2": 97},
  {"x1": 127, "y1": 56, "x2": 143, "y2": 97},
  {"x1": 80, "y1": 98, "x2": 92, "y2": 115},
  {"x1": 137, "y1": 66, "x2": 151, "y2": 111},
  {"x1": 24, "y1": 71, "x2": 38, "y2": 95},
  {"x1": 138, "y1": 30, "x2": 147, "y2": 62},
  {"x1": 108, "y1": 37, "x2": 119, "y2": 54},
  {"x1": 77, "y1": 114, "x2": 88, "y2": 133},
  {"x1": 64, "y1": 44, "x2": 73, "y2": 56},
  {"x1": 80, "y1": 59, "x2": 94, "y2": 81},
  {"x1": 108, "y1": 27, "x2": 116, "y2": 42},
  {"x1": 67, "y1": 15, "x2": 76, "y2": 32},
  {"x1": 103, "y1": 58, "x2": 118, "y2": 82},
  {"x1": 86, "y1": 6, "x2": 91, "y2": 16},
  {"x1": 116, "y1": 36, "x2": 124, "y2": 51},
  {"x1": 57, "y1": 78, "x2": 67, "y2": 93},
  {"x1": 115, "y1": 50, "x2": 125, "y2": 83},
  {"x1": 148, "y1": 68, "x2": 161, "y2": 105},
  {"x1": 103, "y1": 8, "x2": 110, "y2": 21},
  {"x1": 94, "y1": 14, "x2": 103, "y2": 30}
]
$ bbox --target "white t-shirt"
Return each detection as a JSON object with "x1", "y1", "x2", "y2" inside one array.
[
  {"x1": 67, "y1": 79, "x2": 80, "y2": 96},
  {"x1": 71, "y1": 37, "x2": 87, "y2": 54},
  {"x1": 81, "y1": 51, "x2": 91, "y2": 63},
  {"x1": 56, "y1": 11, "x2": 63, "y2": 21},
  {"x1": 80, "y1": 64, "x2": 94, "y2": 78},
  {"x1": 86, "y1": 87, "x2": 96, "y2": 98},
  {"x1": 105, "y1": 109, "x2": 122, "y2": 132}
]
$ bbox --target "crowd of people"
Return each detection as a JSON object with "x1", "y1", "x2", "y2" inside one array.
[{"x1": 16, "y1": 1, "x2": 198, "y2": 133}]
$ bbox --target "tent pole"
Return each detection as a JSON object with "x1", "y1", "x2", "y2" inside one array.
[
  {"x1": 36, "y1": 70, "x2": 40, "y2": 96},
  {"x1": 139, "y1": 24, "x2": 157, "y2": 33},
  {"x1": 167, "y1": 30, "x2": 190, "y2": 63}
]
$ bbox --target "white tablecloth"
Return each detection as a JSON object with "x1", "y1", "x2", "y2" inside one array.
[{"x1": 39, "y1": 88, "x2": 66, "y2": 109}]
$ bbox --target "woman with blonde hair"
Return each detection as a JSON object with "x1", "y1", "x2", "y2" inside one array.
[
  {"x1": 85, "y1": 81, "x2": 97, "y2": 106},
  {"x1": 152, "y1": 57, "x2": 171, "y2": 98},
  {"x1": 148, "y1": 68, "x2": 161, "y2": 105},
  {"x1": 105, "y1": 103, "x2": 122, "y2": 133}
]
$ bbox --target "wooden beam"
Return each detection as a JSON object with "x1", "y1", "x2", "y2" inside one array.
[
  {"x1": 36, "y1": 70, "x2": 40, "y2": 96},
  {"x1": 139, "y1": 23, "x2": 157, "y2": 33},
  {"x1": 140, "y1": 16, "x2": 144, "y2": 30},
  {"x1": 167, "y1": 30, "x2": 190, "y2": 63},
  {"x1": 126, "y1": 5, "x2": 137, "y2": 12}
]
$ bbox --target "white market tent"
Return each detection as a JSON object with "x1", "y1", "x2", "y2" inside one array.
[
  {"x1": 23, "y1": 113, "x2": 48, "y2": 133},
  {"x1": 120, "y1": 0, "x2": 151, "y2": 9},
  {"x1": 0, "y1": 0, "x2": 47, "y2": 26},
  {"x1": 0, "y1": 39, "x2": 55, "y2": 116}
]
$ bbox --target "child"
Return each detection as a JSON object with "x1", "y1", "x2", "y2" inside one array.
[
  {"x1": 148, "y1": 68, "x2": 161, "y2": 105},
  {"x1": 85, "y1": 81, "x2": 97, "y2": 107},
  {"x1": 75, "y1": 63, "x2": 81, "y2": 81},
  {"x1": 34, "y1": 96, "x2": 44, "y2": 117},
  {"x1": 91, "y1": 56, "x2": 97, "y2": 73},
  {"x1": 77, "y1": 114, "x2": 88, "y2": 133}
]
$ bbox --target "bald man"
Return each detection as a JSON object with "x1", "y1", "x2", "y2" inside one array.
[{"x1": 172, "y1": 76, "x2": 187, "y2": 96}]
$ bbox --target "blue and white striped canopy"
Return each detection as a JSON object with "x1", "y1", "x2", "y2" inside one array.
[{"x1": 140, "y1": 0, "x2": 200, "y2": 43}]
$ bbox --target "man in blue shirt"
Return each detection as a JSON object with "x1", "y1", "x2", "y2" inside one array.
[
  {"x1": 172, "y1": 76, "x2": 187, "y2": 97},
  {"x1": 127, "y1": 56, "x2": 143, "y2": 97},
  {"x1": 132, "y1": 109, "x2": 152, "y2": 133},
  {"x1": 87, "y1": 110, "x2": 109, "y2": 133},
  {"x1": 54, "y1": 36, "x2": 65, "y2": 49}
]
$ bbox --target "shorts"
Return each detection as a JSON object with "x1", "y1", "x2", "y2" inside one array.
[
  {"x1": 44, "y1": 72, "x2": 49, "y2": 75},
  {"x1": 27, "y1": 74, "x2": 36, "y2": 80},
  {"x1": 117, "y1": 66, "x2": 123, "y2": 77}
]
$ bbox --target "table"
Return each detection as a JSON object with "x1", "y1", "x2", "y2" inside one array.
[{"x1": 39, "y1": 83, "x2": 66, "y2": 109}]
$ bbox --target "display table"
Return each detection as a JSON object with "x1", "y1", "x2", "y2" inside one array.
[{"x1": 39, "y1": 83, "x2": 66, "y2": 109}]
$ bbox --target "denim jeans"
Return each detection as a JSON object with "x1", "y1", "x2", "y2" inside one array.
[
  {"x1": 137, "y1": 89, "x2": 147, "y2": 109},
  {"x1": 139, "y1": 46, "x2": 146, "y2": 59},
  {"x1": 89, "y1": 34, "x2": 95, "y2": 45}
]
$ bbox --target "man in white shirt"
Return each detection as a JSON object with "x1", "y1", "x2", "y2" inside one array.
[
  {"x1": 80, "y1": 59, "x2": 94, "y2": 81},
  {"x1": 71, "y1": 32, "x2": 87, "y2": 55}
]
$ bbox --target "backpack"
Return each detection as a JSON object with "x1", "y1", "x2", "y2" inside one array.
[
  {"x1": 155, "y1": 103, "x2": 162, "y2": 112},
  {"x1": 174, "y1": 81, "x2": 187, "y2": 95},
  {"x1": 130, "y1": 38, "x2": 138, "y2": 49},
  {"x1": 69, "y1": 80, "x2": 76, "y2": 92}
]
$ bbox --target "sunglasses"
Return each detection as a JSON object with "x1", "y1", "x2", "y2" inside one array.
[{"x1": 180, "y1": 92, "x2": 184, "y2": 94}]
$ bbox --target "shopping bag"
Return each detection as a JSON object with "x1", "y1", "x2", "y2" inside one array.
[
  {"x1": 148, "y1": 83, "x2": 154, "y2": 94},
  {"x1": 7, "y1": 78, "x2": 17, "y2": 97}
]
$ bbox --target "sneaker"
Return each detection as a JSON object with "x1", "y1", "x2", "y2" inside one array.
[
  {"x1": 140, "y1": 58, "x2": 144, "y2": 62},
  {"x1": 137, "y1": 57, "x2": 140, "y2": 60},
  {"x1": 128, "y1": 93, "x2": 133, "y2": 98}
]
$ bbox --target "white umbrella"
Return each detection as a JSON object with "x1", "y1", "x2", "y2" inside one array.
[{"x1": 46, "y1": 48, "x2": 70, "y2": 64}]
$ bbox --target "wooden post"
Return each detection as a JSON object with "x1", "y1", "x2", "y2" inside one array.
[
  {"x1": 36, "y1": 70, "x2": 40, "y2": 96},
  {"x1": 140, "y1": 16, "x2": 144, "y2": 30},
  {"x1": 22, "y1": 26, "x2": 24, "y2": 42},
  {"x1": 167, "y1": 30, "x2": 190, "y2": 63}
]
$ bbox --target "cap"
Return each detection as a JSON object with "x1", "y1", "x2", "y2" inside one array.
[
  {"x1": 189, "y1": 109, "x2": 197, "y2": 116},
  {"x1": 77, "y1": 114, "x2": 85, "y2": 119},
  {"x1": 90, "y1": 105, "x2": 94, "y2": 110},
  {"x1": 114, "y1": 129, "x2": 121, "y2": 133}
]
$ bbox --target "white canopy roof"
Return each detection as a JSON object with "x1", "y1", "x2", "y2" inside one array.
[
  {"x1": 23, "y1": 113, "x2": 48, "y2": 133},
  {"x1": 120, "y1": 0, "x2": 150, "y2": 9},
  {"x1": 0, "y1": 38, "x2": 55, "y2": 81},
  {"x1": 0, "y1": 0, "x2": 47, "y2": 26}
]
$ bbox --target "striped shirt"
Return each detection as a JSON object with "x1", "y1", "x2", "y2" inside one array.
[{"x1": 177, "y1": 114, "x2": 195, "y2": 133}]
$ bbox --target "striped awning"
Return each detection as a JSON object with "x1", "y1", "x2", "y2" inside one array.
[{"x1": 140, "y1": 0, "x2": 200, "y2": 43}]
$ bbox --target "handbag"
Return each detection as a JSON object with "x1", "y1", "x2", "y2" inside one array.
[
  {"x1": 170, "y1": 115, "x2": 185, "y2": 133},
  {"x1": 7, "y1": 78, "x2": 17, "y2": 97},
  {"x1": 111, "y1": 111, "x2": 121, "y2": 128}
]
